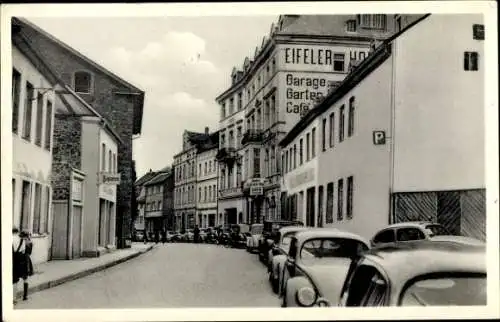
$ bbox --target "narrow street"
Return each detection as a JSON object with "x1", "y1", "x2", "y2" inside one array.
[{"x1": 16, "y1": 244, "x2": 280, "y2": 309}]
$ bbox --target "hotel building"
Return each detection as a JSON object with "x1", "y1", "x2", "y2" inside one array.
[{"x1": 279, "y1": 14, "x2": 486, "y2": 240}]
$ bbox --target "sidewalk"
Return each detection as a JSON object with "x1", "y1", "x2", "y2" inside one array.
[{"x1": 15, "y1": 242, "x2": 157, "y2": 300}]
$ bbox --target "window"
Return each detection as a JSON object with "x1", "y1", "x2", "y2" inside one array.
[
  {"x1": 272, "y1": 58, "x2": 276, "y2": 73},
  {"x1": 237, "y1": 92, "x2": 242, "y2": 110},
  {"x1": 289, "y1": 148, "x2": 293, "y2": 171},
  {"x1": 396, "y1": 16, "x2": 402, "y2": 32},
  {"x1": 108, "y1": 150, "x2": 112, "y2": 172},
  {"x1": 318, "y1": 185, "x2": 324, "y2": 227},
  {"x1": 347, "y1": 176, "x2": 354, "y2": 219},
  {"x1": 43, "y1": 186, "x2": 51, "y2": 233},
  {"x1": 229, "y1": 98, "x2": 234, "y2": 115},
  {"x1": 221, "y1": 103, "x2": 226, "y2": 119},
  {"x1": 311, "y1": 128, "x2": 316, "y2": 157},
  {"x1": 333, "y1": 53, "x2": 345, "y2": 72},
  {"x1": 293, "y1": 145, "x2": 297, "y2": 169},
  {"x1": 348, "y1": 97, "x2": 356, "y2": 137},
  {"x1": 12, "y1": 69, "x2": 21, "y2": 133},
  {"x1": 73, "y1": 71, "x2": 92, "y2": 94},
  {"x1": 23, "y1": 82, "x2": 34, "y2": 140},
  {"x1": 32, "y1": 183, "x2": 42, "y2": 233},
  {"x1": 229, "y1": 130, "x2": 234, "y2": 148},
  {"x1": 329, "y1": 112, "x2": 335, "y2": 147},
  {"x1": 464, "y1": 52, "x2": 479, "y2": 71},
  {"x1": 236, "y1": 163, "x2": 242, "y2": 187},
  {"x1": 285, "y1": 150, "x2": 289, "y2": 173},
  {"x1": 306, "y1": 133, "x2": 310, "y2": 161},
  {"x1": 113, "y1": 153, "x2": 117, "y2": 173},
  {"x1": 337, "y1": 178, "x2": 344, "y2": 220},
  {"x1": 299, "y1": 138, "x2": 304, "y2": 165},
  {"x1": 322, "y1": 118, "x2": 327, "y2": 151},
  {"x1": 204, "y1": 186, "x2": 207, "y2": 202},
  {"x1": 101, "y1": 143, "x2": 106, "y2": 171},
  {"x1": 220, "y1": 133, "x2": 225, "y2": 147},
  {"x1": 396, "y1": 228, "x2": 425, "y2": 242},
  {"x1": 253, "y1": 148, "x2": 261, "y2": 177},
  {"x1": 373, "y1": 229, "x2": 395, "y2": 244},
  {"x1": 473, "y1": 24, "x2": 484, "y2": 40},
  {"x1": 326, "y1": 182, "x2": 334, "y2": 223},
  {"x1": 20, "y1": 180, "x2": 31, "y2": 231},
  {"x1": 213, "y1": 184, "x2": 216, "y2": 200},
  {"x1": 205, "y1": 162, "x2": 208, "y2": 175},
  {"x1": 339, "y1": 105, "x2": 345, "y2": 142},
  {"x1": 281, "y1": 154, "x2": 285, "y2": 175},
  {"x1": 34, "y1": 92, "x2": 44, "y2": 146},
  {"x1": 358, "y1": 14, "x2": 387, "y2": 30},
  {"x1": 270, "y1": 145, "x2": 276, "y2": 175},
  {"x1": 346, "y1": 19, "x2": 357, "y2": 32}
]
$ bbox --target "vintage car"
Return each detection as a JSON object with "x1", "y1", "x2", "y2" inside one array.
[
  {"x1": 280, "y1": 228, "x2": 370, "y2": 307},
  {"x1": 169, "y1": 231, "x2": 183, "y2": 243},
  {"x1": 228, "y1": 224, "x2": 250, "y2": 248},
  {"x1": 370, "y1": 222, "x2": 453, "y2": 247},
  {"x1": 268, "y1": 226, "x2": 308, "y2": 293},
  {"x1": 336, "y1": 238, "x2": 486, "y2": 307},
  {"x1": 182, "y1": 229, "x2": 194, "y2": 242},
  {"x1": 258, "y1": 220, "x2": 304, "y2": 264},
  {"x1": 246, "y1": 223, "x2": 264, "y2": 253}
]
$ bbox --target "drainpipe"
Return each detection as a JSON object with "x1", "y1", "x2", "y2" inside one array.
[{"x1": 388, "y1": 43, "x2": 397, "y2": 225}]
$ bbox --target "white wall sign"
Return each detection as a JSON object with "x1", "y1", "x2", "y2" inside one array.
[
  {"x1": 100, "y1": 172, "x2": 121, "y2": 185},
  {"x1": 373, "y1": 131, "x2": 386, "y2": 145},
  {"x1": 72, "y1": 178, "x2": 83, "y2": 201}
]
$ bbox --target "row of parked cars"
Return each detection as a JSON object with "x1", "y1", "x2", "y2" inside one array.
[{"x1": 244, "y1": 220, "x2": 486, "y2": 307}]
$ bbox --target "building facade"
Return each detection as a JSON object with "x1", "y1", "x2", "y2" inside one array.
[
  {"x1": 13, "y1": 18, "x2": 145, "y2": 249},
  {"x1": 134, "y1": 169, "x2": 159, "y2": 234},
  {"x1": 196, "y1": 132, "x2": 219, "y2": 228},
  {"x1": 279, "y1": 14, "x2": 486, "y2": 240},
  {"x1": 12, "y1": 30, "x2": 56, "y2": 265},
  {"x1": 50, "y1": 84, "x2": 121, "y2": 259},
  {"x1": 143, "y1": 170, "x2": 174, "y2": 234},
  {"x1": 216, "y1": 14, "x2": 402, "y2": 225}
]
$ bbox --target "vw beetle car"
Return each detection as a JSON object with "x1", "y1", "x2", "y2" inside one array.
[
  {"x1": 337, "y1": 238, "x2": 486, "y2": 307},
  {"x1": 370, "y1": 222, "x2": 453, "y2": 248},
  {"x1": 246, "y1": 224, "x2": 264, "y2": 253},
  {"x1": 258, "y1": 220, "x2": 304, "y2": 264},
  {"x1": 280, "y1": 228, "x2": 370, "y2": 307},
  {"x1": 268, "y1": 226, "x2": 308, "y2": 293}
]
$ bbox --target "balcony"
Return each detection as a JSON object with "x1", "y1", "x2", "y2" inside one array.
[
  {"x1": 216, "y1": 147, "x2": 238, "y2": 164},
  {"x1": 218, "y1": 186, "x2": 243, "y2": 199},
  {"x1": 241, "y1": 129, "x2": 264, "y2": 146}
]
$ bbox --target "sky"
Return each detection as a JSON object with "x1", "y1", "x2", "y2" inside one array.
[{"x1": 28, "y1": 16, "x2": 277, "y2": 177}]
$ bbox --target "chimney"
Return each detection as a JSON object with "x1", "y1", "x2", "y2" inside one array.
[{"x1": 205, "y1": 127, "x2": 209, "y2": 134}]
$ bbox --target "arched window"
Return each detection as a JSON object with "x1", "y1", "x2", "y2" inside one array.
[{"x1": 73, "y1": 71, "x2": 92, "y2": 94}]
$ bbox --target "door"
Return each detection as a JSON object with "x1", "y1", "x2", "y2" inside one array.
[
  {"x1": 306, "y1": 187, "x2": 315, "y2": 227},
  {"x1": 72, "y1": 206, "x2": 83, "y2": 258}
]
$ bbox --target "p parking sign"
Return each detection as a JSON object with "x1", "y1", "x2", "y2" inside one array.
[{"x1": 373, "y1": 131, "x2": 386, "y2": 145}]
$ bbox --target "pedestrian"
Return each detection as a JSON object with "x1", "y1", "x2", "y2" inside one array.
[
  {"x1": 155, "y1": 230, "x2": 160, "y2": 244},
  {"x1": 193, "y1": 225, "x2": 200, "y2": 244},
  {"x1": 162, "y1": 229, "x2": 167, "y2": 244},
  {"x1": 12, "y1": 227, "x2": 27, "y2": 305},
  {"x1": 19, "y1": 230, "x2": 34, "y2": 301}
]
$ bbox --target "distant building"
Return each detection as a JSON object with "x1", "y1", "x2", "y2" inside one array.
[
  {"x1": 173, "y1": 127, "x2": 218, "y2": 231},
  {"x1": 216, "y1": 14, "x2": 409, "y2": 225},
  {"x1": 279, "y1": 14, "x2": 486, "y2": 240},
  {"x1": 143, "y1": 169, "x2": 174, "y2": 234},
  {"x1": 134, "y1": 169, "x2": 159, "y2": 233},
  {"x1": 12, "y1": 18, "x2": 146, "y2": 248}
]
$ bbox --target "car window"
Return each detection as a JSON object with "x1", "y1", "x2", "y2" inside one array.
[
  {"x1": 424, "y1": 224, "x2": 450, "y2": 237},
  {"x1": 396, "y1": 228, "x2": 425, "y2": 242},
  {"x1": 373, "y1": 229, "x2": 395, "y2": 244},
  {"x1": 288, "y1": 237, "x2": 298, "y2": 259},
  {"x1": 300, "y1": 238, "x2": 369, "y2": 260},
  {"x1": 345, "y1": 265, "x2": 388, "y2": 307},
  {"x1": 400, "y1": 275, "x2": 486, "y2": 306}
]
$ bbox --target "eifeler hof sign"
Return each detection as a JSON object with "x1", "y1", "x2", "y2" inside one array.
[{"x1": 99, "y1": 172, "x2": 121, "y2": 185}]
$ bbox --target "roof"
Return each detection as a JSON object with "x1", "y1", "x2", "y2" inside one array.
[
  {"x1": 144, "y1": 172, "x2": 171, "y2": 186},
  {"x1": 365, "y1": 240, "x2": 486, "y2": 285},
  {"x1": 294, "y1": 228, "x2": 370, "y2": 247},
  {"x1": 135, "y1": 171, "x2": 158, "y2": 186},
  {"x1": 279, "y1": 14, "x2": 431, "y2": 148},
  {"x1": 12, "y1": 17, "x2": 145, "y2": 135}
]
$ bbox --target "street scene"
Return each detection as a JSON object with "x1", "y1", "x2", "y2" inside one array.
[{"x1": 4, "y1": 3, "x2": 496, "y2": 317}]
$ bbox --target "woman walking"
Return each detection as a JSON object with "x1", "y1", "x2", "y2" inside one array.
[
  {"x1": 20, "y1": 231, "x2": 34, "y2": 301},
  {"x1": 12, "y1": 227, "x2": 26, "y2": 304}
]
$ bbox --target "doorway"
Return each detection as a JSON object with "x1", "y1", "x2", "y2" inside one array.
[
  {"x1": 306, "y1": 187, "x2": 315, "y2": 227},
  {"x1": 72, "y1": 206, "x2": 83, "y2": 258},
  {"x1": 226, "y1": 208, "x2": 237, "y2": 225}
]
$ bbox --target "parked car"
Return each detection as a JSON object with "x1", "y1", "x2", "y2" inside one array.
[
  {"x1": 337, "y1": 239, "x2": 486, "y2": 307},
  {"x1": 229, "y1": 224, "x2": 250, "y2": 248},
  {"x1": 217, "y1": 226, "x2": 232, "y2": 246},
  {"x1": 370, "y1": 222, "x2": 453, "y2": 248},
  {"x1": 133, "y1": 230, "x2": 145, "y2": 242},
  {"x1": 165, "y1": 231, "x2": 177, "y2": 242},
  {"x1": 246, "y1": 224, "x2": 264, "y2": 253},
  {"x1": 268, "y1": 226, "x2": 308, "y2": 293},
  {"x1": 169, "y1": 231, "x2": 183, "y2": 243},
  {"x1": 183, "y1": 229, "x2": 194, "y2": 242},
  {"x1": 258, "y1": 220, "x2": 304, "y2": 264},
  {"x1": 280, "y1": 228, "x2": 370, "y2": 307},
  {"x1": 204, "y1": 227, "x2": 217, "y2": 244}
]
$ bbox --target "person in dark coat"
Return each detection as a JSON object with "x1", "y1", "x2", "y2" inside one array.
[
  {"x1": 193, "y1": 225, "x2": 200, "y2": 243},
  {"x1": 19, "y1": 231, "x2": 34, "y2": 301},
  {"x1": 12, "y1": 227, "x2": 27, "y2": 304}
]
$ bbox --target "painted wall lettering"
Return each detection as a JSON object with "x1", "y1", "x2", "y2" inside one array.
[{"x1": 285, "y1": 73, "x2": 330, "y2": 115}]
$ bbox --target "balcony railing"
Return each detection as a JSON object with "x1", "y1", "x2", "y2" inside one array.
[
  {"x1": 241, "y1": 129, "x2": 264, "y2": 146},
  {"x1": 219, "y1": 186, "x2": 243, "y2": 198},
  {"x1": 216, "y1": 147, "x2": 238, "y2": 164}
]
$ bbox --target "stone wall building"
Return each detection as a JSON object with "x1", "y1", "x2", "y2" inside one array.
[{"x1": 13, "y1": 18, "x2": 146, "y2": 248}]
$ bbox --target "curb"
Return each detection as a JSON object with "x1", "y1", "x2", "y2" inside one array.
[{"x1": 15, "y1": 245, "x2": 155, "y2": 300}]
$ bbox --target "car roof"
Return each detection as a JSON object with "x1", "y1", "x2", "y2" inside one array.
[
  {"x1": 279, "y1": 226, "x2": 308, "y2": 234},
  {"x1": 428, "y1": 235, "x2": 485, "y2": 245},
  {"x1": 364, "y1": 240, "x2": 486, "y2": 284},
  {"x1": 382, "y1": 221, "x2": 438, "y2": 230},
  {"x1": 293, "y1": 228, "x2": 370, "y2": 247}
]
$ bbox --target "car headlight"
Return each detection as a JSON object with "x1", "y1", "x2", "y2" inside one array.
[{"x1": 296, "y1": 287, "x2": 317, "y2": 307}]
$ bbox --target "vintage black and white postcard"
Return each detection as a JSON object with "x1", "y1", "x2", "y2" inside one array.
[{"x1": 1, "y1": 1, "x2": 498, "y2": 322}]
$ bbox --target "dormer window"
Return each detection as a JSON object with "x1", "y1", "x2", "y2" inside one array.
[
  {"x1": 357, "y1": 14, "x2": 387, "y2": 30},
  {"x1": 73, "y1": 70, "x2": 92, "y2": 94},
  {"x1": 346, "y1": 20, "x2": 357, "y2": 32}
]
